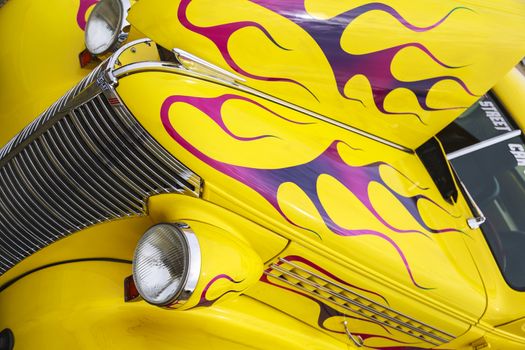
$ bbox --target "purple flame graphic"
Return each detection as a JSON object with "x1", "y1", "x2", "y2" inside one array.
[
  {"x1": 178, "y1": 0, "x2": 476, "y2": 123},
  {"x1": 161, "y1": 93, "x2": 461, "y2": 288},
  {"x1": 77, "y1": 0, "x2": 99, "y2": 30},
  {"x1": 197, "y1": 274, "x2": 244, "y2": 307},
  {"x1": 250, "y1": 0, "x2": 477, "y2": 122}
]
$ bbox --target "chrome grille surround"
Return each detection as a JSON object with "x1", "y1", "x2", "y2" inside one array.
[
  {"x1": 0, "y1": 46, "x2": 201, "y2": 275},
  {"x1": 264, "y1": 258, "x2": 455, "y2": 346}
]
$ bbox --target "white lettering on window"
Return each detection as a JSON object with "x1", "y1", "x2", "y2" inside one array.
[
  {"x1": 509, "y1": 143, "x2": 525, "y2": 166},
  {"x1": 479, "y1": 100, "x2": 512, "y2": 132}
]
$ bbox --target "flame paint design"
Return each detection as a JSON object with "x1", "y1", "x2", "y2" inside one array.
[
  {"x1": 178, "y1": 0, "x2": 476, "y2": 122},
  {"x1": 77, "y1": 0, "x2": 99, "y2": 30},
  {"x1": 250, "y1": 1, "x2": 476, "y2": 119},
  {"x1": 261, "y1": 256, "x2": 425, "y2": 349},
  {"x1": 197, "y1": 274, "x2": 244, "y2": 307},
  {"x1": 161, "y1": 93, "x2": 461, "y2": 288},
  {"x1": 178, "y1": 0, "x2": 317, "y2": 100}
]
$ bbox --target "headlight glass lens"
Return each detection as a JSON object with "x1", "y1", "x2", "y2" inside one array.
[
  {"x1": 85, "y1": 0, "x2": 124, "y2": 55},
  {"x1": 133, "y1": 224, "x2": 190, "y2": 306}
]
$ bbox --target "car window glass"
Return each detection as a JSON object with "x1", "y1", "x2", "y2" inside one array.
[
  {"x1": 450, "y1": 135, "x2": 525, "y2": 290},
  {"x1": 438, "y1": 95, "x2": 516, "y2": 154}
]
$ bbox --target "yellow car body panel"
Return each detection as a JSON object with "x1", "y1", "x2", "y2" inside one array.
[
  {"x1": 0, "y1": 0, "x2": 93, "y2": 145},
  {"x1": 0, "y1": 261, "x2": 347, "y2": 350},
  {"x1": 493, "y1": 68, "x2": 525, "y2": 133},
  {"x1": 2, "y1": 0, "x2": 525, "y2": 349},
  {"x1": 115, "y1": 70, "x2": 486, "y2": 343},
  {"x1": 449, "y1": 70, "x2": 525, "y2": 330},
  {"x1": 0, "y1": 0, "x2": 148, "y2": 147},
  {"x1": 0, "y1": 194, "x2": 288, "y2": 288},
  {"x1": 128, "y1": 0, "x2": 525, "y2": 149}
]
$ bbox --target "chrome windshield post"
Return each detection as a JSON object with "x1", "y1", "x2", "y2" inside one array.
[{"x1": 459, "y1": 181, "x2": 487, "y2": 230}]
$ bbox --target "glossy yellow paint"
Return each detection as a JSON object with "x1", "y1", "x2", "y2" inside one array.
[
  {"x1": 0, "y1": 0, "x2": 92, "y2": 146},
  {"x1": 451, "y1": 69, "x2": 525, "y2": 341},
  {"x1": 128, "y1": 0, "x2": 525, "y2": 149},
  {"x1": 0, "y1": 194, "x2": 287, "y2": 287},
  {"x1": 0, "y1": 194, "x2": 293, "y2": 348},
  {"x1": 174, "y1": 221, "x2": 263, "y2": 310},
  {"x1": 147, "y1": 195, "x2": 287, "y2": 309},
  {"x1": 2, "y1": 0, "x2": 525, "y2": 348},
  {"x1": 0, "y1": 0, "x2": 148, "y2": 148},
  {"x1": 147, "y1": 194, "x2": 288, "y2": 264},
  {"x1": 483, "y1": 330, "x2": 525, "y2": 350},
  {"x1": 461, "y1": 214, "x2": 525, "y2": 327},
  {"x1": 0, "y1": 260, "x2": 347, "y2": 350},
  {"x1": 0, "y1": 216, "x2": 152, "y2": 288},
  {"x1": 493, "y1": 68, "x2": 525, "y2": 132},
  {"x1": 115, "y1": 69, "x2": 487, "y2": 347},
  {"x1": 496, "y1": 317, "x2": 525, "y2": 339},
  {"x1": 248, "y1": 242, "x2": 474, "y2": 348}
]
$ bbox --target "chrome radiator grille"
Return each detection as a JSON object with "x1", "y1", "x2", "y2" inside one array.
[
  {"x1": 0, "y1": 81, "x2": 200, "y2": 274},
  {"x1": 265, "y1": 258, "x2": 455, "y2": 346}
]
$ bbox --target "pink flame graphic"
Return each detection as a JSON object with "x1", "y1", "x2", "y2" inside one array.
[
  {"x1": 178, "y1": 0, "x2": 476, "y2": 123},
  {"x1": 77, "y1": 0, "x2": 99, "y2": 30},
  {"x1": 178, "y1": 0, "x2": 319, "y2": 100},
  {"x1": 161, "y1": 93, "x2": 462, "y2": 288}
]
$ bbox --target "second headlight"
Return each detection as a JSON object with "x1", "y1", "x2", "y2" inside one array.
[{"x1": 132, "y1": 223, "x2": 201, "y2": 307}]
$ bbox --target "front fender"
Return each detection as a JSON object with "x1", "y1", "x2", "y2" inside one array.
[{"x1": 0, "y1": 260, "x2": 346, "y2": 350}]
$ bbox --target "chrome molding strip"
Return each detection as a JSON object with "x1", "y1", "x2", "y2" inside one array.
[
  {"x1": 0, "y1": 44, "x2": 201, "y2": 274},
  {"x1": 109, "y1": 41, "x2": 412, "y2": 154},
  {"x1": 172, "y1": 222, "x2": 201, "y2": 308},
  {"x1": 264, "y1": 258, "x2": 455, "y2": 346},
  {"x1": 172, "y1": 48, "x2": 246, "y2": 83},
  {"x1": 447, "y1": 129, "x2": 522, "y2": 160}
]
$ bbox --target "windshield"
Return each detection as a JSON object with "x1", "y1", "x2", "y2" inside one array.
[{"x1": 439, "y1": 95, "x2": 525, "y2": 290}]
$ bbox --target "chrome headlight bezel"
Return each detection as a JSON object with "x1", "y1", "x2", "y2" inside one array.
[
  {"x1": 84, "y1": 0, "x2": 131, "y2": 56},
  {"x1": 132, "y1": 223, "x2": 201, "y2": 307}
]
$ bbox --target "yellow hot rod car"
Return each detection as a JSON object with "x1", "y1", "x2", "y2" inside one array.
[{"x1": 1, "y1": 0, "x2": 525, "y2": 349}]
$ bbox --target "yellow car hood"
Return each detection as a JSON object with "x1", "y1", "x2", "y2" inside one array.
[
  {"x1": 128, "y1": 0, "x2": 525, "y2": 149},
  {"x1": 117, "y1": 69, "x2": 487, "y2": 332}
]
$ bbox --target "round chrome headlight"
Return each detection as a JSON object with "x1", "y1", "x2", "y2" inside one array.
[
  {"x1": 85, "y1": 0, "x2": 130, "y2": 55},
  {"x1": 132, "y1": 223, "x2": 201, "y2": 307}
]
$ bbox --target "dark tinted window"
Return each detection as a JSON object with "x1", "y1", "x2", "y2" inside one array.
[
  {"x1": 450, "y1": 136, "x2": 525, "y2": 289},
  {"x1": 438, "y1": 95, "x2": 516, "y2": 154}
]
